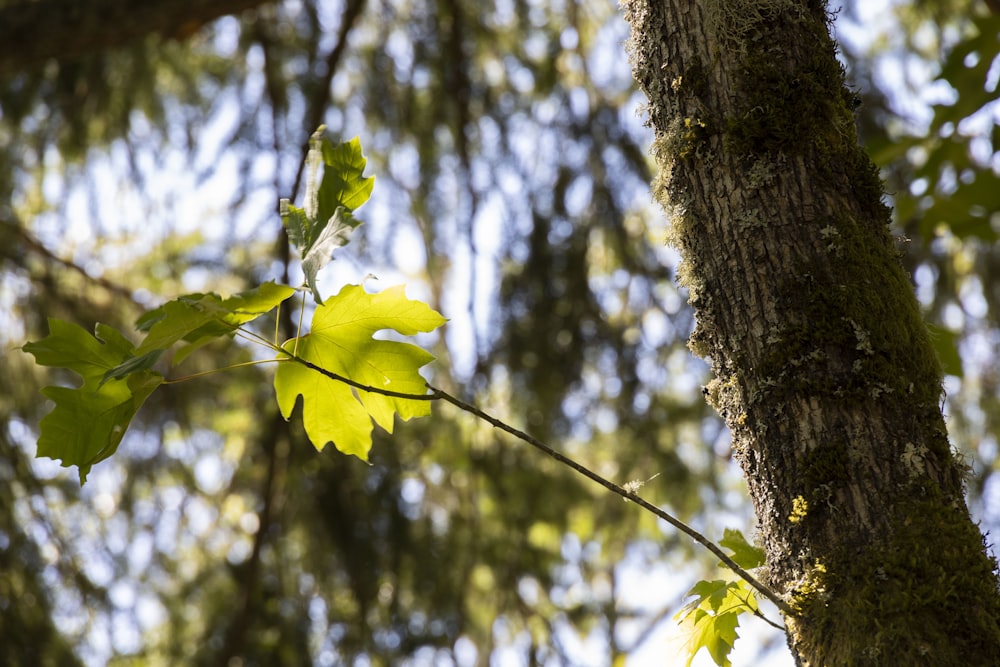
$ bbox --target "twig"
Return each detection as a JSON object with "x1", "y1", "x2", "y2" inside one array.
[
  {"x1": 426, "y1": 383, "x2": 793, "y2": 617},
  {"x1": 6, "y1": 218, "x2": 142, "y2": 305},
  {"x1": 289, "y1": 0, "x2": 368, "y2": 203},
  {"x1": 278, "y1": 352, "x2": 437, "y2": 401},
  {"x1": 277, "y1": 348, "x2": 794, "y2": 617},
  {"x1": 733, "y1": 587, "x2": 786, "y2": 631}
]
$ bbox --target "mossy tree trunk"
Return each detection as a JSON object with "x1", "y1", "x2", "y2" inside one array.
[{"x1": 621, "y1": 1, "x2": 1000, "y2": 664}]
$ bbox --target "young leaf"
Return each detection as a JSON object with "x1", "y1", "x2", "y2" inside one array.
[
  {"x1": 675, "y1": 579, "x2": 757, "y2": 667},
  {"x1": 23, "y1": 320, "x2": 164, "y2": 483},
  {"x1": 274, "y1": 283, "x2": 446, "y2": 460},
  {"x1": 279, "y1": 199, "x2": 311, "y2": 254},
  {"x1": 300, "y1": 207, "x2": 358, "y2": 305},
  {"x1": 304, "y1": 125, "x2": 324, "y2": 222},
  {"x1": 101, "y1": 349, "x2": 164, "y2": 385},
  {"x1": 719, "y1": 528, "x2": 766, "y2": 569},
  {"x1": 318, "y1": 135, "x2": 375, "y2": 221},
  {"x1": 136, "y1": 281, "x2": 295, "y2": 361},
  {"x1": 279, "y1": 130, "x2": 373, "y2": 304}
]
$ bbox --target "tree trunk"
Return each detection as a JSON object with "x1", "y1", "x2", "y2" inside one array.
[{"x1": 621, "y1": 1, "x2": 1000, "y2": 664}]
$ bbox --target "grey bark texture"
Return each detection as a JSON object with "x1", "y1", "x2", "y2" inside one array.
[{"x1": 621, "y1": 0, "x2": 1000, "y2": 664}]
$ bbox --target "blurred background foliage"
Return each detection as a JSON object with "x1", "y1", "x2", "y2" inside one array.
[{"x1": 0, "y1": 0, "x2": 998, "y2": 664}]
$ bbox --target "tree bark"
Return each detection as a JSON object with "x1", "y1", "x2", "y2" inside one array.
[
  {"x1": 0, "y1": 0, "x2": 271, "y2": 71},
  {"x1": 621, "y1": 1, "x2": 1000, "y2": 664}
]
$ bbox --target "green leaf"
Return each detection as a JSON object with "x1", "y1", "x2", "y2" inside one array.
[
  {"x1": 300, "y1": 207, "x2": 359, "y2": 304},
  {"x1": 23, "y1": 319, "x2": 164, "y2": 483},
  {"x1": 274, "y1": 283, "x2": 446, "y2": 460},
  {"x1": 136, "y1": 281, "x2": 295, "y2": 360},
  {"x1": 279, "y1": 200, "x2": 311, "y2": 255},
  {"x1": 25, "y1": 320, "x2": 132, "y2": 386},
  {"x1": 318, "y1": 135, "x2": 375, "y2": 220},
  {"x1": 101, "y1": 349, "x2": 164, "y2": 385},
  {"x1": 279, "y1": 129, "x2": 373, "y2": 304},
  {"x1": 675, "y1": 579, "x2": 757, "y2": 667},
  {"x1": 719, "y1": 528, "x2": 766, "y2": 569}
]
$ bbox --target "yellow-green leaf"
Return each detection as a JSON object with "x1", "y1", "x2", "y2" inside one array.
[
  {"x1": 136, "y1": 281, "x2": 295, "y2": 358},
  {"x1": 719, "y1": 528, "x2": 766, "y2": 569},
  {"x1": 274, "y1": 283, "x2": 446, "y2": 459},
  {"x1": 675, "y1": 579, "x2": 757, "y2": 667}
]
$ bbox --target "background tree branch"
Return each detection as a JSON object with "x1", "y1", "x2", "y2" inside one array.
[{"x1": 0, "y1": 0, "x2": 272, "y2": 70}]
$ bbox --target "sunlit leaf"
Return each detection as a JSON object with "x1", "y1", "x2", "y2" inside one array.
[
  {"x1": 279, "y1": 129, "x2": 373, "y2": 304},
  {"x1": 719, "y1": 528, "x2": 766, "y2": 569},
  {"x1": 301, "y1": 207, "x2": 359, "y2": 305},
  {"x1": 274, "y1": 283, "x2": 446, "y2": 460},
  {"x1": 136, "y1": 281, "x2": 295, "y2": 359},
  {"x1": 675, "y1": 579, "x2": 758, "y2": 667},
  {"x1": 318, "y1": 135, "x2": 375, "y2": 220}
]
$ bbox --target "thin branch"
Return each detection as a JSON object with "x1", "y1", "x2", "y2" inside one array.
[
  {"x1": 0, "y1": 0, "x2": 271, "y2": 72},
  {"x1": 6, "y1": 218, "x2": 143, "y2": 306},
  {"x1": 426, "y1": 383, "x2": 794, "y2": 617},
  {"x1": 277, "y1": 348, "x2": 793, "y2": 617},
  {"x1": 754, "y1": 606, "x2": 786, "y2": 631},
  {"x1": 733, "y1": 587, "x2": 786, "y2": 631},
  {"x1": 289, "y1": 0, "x2": 368, "y2": 203},
  {"x1": 278, "y1": 351, "x2": 437, "y2": 401}
]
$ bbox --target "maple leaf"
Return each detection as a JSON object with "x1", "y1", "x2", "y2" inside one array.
[
  {"x1": 718, "y1": 528, "x2": 766, "y2": 569},
  {"x1": 23, "y1": 320, "x2": 163, "y2": 483},
  {"x1": 274, "y1": 283, "x2": 446, "y2": 459},
  {"x1": 279, "y1": 129, "x2": 373, "y2": 304},
  {"x1": 23, "y1": 283, "x2": 294, "y2": 483},
  {"x1": 134, "y1": 281, "x2": 295, "y2": 364},
  {"x1": 674, "y1": 579, "x2": 757, "y2": 667}
]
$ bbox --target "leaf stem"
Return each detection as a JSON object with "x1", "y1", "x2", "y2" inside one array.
[
  {"x1": 274, "y1": 300, "x2": 282, "y2": 346},
  {"x1": 294, "y1": 289, "x2": 307, "y2": 356},
  {"x1": 235, "y1": 327, "x2": 282, "y2": 350},
  {"x1": 163, "y1": 358, "x2": 280, "y2": 384}
]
